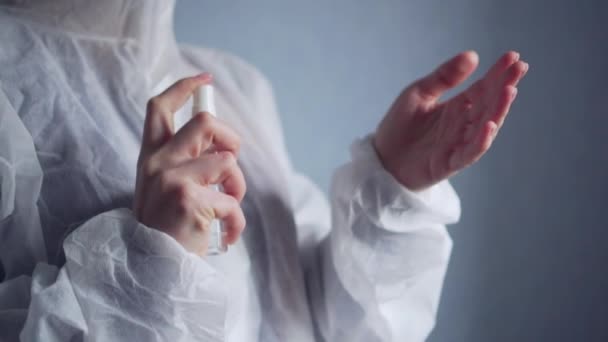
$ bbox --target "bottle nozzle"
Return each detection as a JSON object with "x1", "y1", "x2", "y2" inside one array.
[{"x1": 192, "y1": 84, "x2": 216, "y2": 116}]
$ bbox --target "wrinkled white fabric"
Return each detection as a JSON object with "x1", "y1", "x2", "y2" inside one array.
[{"x1": 0, "y1": 1, "x2": 460, "y2": 341}]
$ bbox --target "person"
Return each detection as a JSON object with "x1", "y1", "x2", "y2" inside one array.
[{"x1": 0, "y1": 1, "x2": 528, "y2": 341}]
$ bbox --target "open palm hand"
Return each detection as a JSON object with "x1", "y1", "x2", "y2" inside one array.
[{"x1": 374, "y1": 51, "x2": 528, "y2": 191}]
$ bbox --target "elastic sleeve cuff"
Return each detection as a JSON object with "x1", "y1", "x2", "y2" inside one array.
[
  {"x1": 335, "y1": 134, "x2": 461, "y2": 232},
  {"x1": 61, "y1": 208, "x2": 227, "y2": 340}
]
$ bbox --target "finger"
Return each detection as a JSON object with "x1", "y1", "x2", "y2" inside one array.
[
  {"x1": 444, "y1": 53, "x2": 525, "y2": 135},
  {"x1": 154, "y1": 73, "x2": 213, "y2": 114},
  {"x1": 141, "y1": 73, "x2": 212, "y2": 154},
  {"x1": 500, "y1": 60, "x2": 528, "y2": 89},
  {"x1": 486, "y1": 85, "x2": 517, "y2": 130},
  {"x1": 200, "y1": 189, "x2": 246, "y2": 245},
  {"x1": 410, "y1": 50, "x2": 479, "y2": 103},
  {"x1": 160, "y1": 112, "x2": 241, "y2": 163},
  {"x1": 473, "y1": 61, "x2": 526, "y2": 126},
  {"x1": 449, "y1": 121, "x2": 497, "y2": 170},
  {"x1": 175, "y1": 151, "x2": 246, "y2": 202},
  {"x1": 457, "y1": 51, "x2": 520, "y2": 105},
  {"x1": 482, "y1": 51, "x2": 520, "y2": 86}
]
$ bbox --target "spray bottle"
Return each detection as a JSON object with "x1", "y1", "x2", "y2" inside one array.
[{"x1": 192, "y1": 84, "x2": 228, "y2": 255}]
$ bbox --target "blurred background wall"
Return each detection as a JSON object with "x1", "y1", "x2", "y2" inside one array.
[{"x1": 174, "y1": 1, "x2": 608, "y2": 341}]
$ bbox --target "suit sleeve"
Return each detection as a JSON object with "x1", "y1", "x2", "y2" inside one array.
[
  {"x1": 242, "y1": 69, "x2": 461, "y2": 341},
  {"x1": 294, "y1": 137, "x2": 460, "y2": 341},
  {"x1": 0, "y1": 83, "x2": 228, "y2": 342}
]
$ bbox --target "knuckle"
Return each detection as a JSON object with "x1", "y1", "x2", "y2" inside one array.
[
  {"x1": 139, "y1": 158, "x2": 159, "y2": 179},
  {"x1": 173, "y1": 184, "x2": 193, "y2": 214},
  {"x1": 157, "y1": 169, "x2": 177, "y2": 191},
  {"x1": 218, "y1": 151, "x2": 236, "y2": 166},
  {"x1": 237, "y1": 212, "x2": 247, "y2": 232},
  {"x1": 146, "y1": 96, "x2": 163, "y2": 112},
  {"x1": 191, "y1": 220, "x2": 204, "y2": 233},
  {"x1": 192, "y1": 216, "x2": 210, "y2": 234},
  {"x1": 227, "y1": 196, "x2": 239, "y2": 211},
  {"x1": 193, "y1": 112, "x2": 215, "y2": 143},
  {"x1": 436, "y1": 70, "x2": 453, "y2": 88},
  {"x1": 196, "y1": 164, "x2": 213, "y2": 186},
  {"x1": 195, "y1": 111, "x2": 214, "y2": 127}
]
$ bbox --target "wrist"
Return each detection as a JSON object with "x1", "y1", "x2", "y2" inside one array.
[{"x1": 371, "y1": 134, "x2": 426, "y2": 192}]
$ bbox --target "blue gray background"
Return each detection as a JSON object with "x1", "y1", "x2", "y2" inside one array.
[{"x1": 175, "y1": 1, "x2": 608, "y2": 341}]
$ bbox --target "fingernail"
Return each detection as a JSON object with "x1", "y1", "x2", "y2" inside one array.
[
  {"x1": 197, "y1": 72, "x2": 213, "y2": 81},
  {"x1": 523, "y1": 62, "x2": 529, "y2": 73},
  {"x1": 511, "y1": 87, "x2": 518, "y2": 99}
]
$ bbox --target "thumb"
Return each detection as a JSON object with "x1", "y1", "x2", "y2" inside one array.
[{"x1": 409, "y1": 51, "x2": 479, "y2": 103}]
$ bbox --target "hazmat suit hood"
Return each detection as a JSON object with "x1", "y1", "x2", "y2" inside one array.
[{"x1": 0, "y1": 0, "x2": 180, "y2": 85}]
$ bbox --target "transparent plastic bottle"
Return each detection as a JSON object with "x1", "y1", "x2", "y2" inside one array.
[{"x1": 192, "y1": 84, "x2": 228, "y2": 255}]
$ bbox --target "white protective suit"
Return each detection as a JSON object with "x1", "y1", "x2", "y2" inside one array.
[{"x1": 0, "y1": 1, "x2": 460, "y2": 341}]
